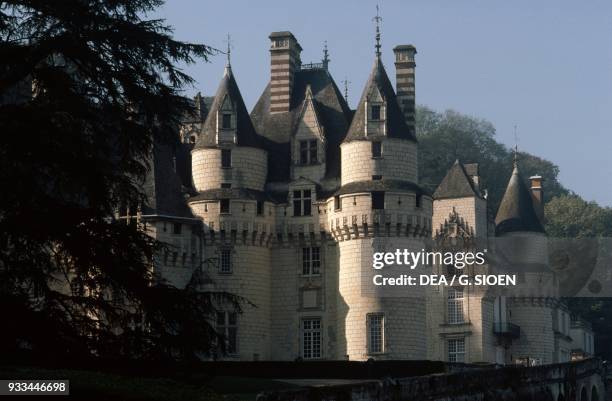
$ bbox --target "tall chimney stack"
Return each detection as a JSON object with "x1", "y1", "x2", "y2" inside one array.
[
  {"x1": 529, "y1": 175, "x2": 544, "y2": 222},
  {"x1": 269, "y1": 31, "x2": 302, "y2": 114},
  {"x1": 393, "y1": 45, "x2": 417, "y2": 135}
]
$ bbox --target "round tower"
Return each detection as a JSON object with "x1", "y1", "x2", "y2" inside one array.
[
  {"x1": 333, "y1": 50, "x2": 431, "y2": 360},
  {"x1": 494, "y1": 163, "x2": 556, "y2": 365},
  {"x1": 188, "y1": 64, "x2": 272, "y2": 361}
]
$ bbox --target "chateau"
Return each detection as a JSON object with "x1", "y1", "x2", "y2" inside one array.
[{"x1": 134, "y1": 30, "x2": 594, "y2": 364}]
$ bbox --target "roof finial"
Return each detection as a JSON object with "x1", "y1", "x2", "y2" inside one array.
[
  {"x1": 224, "y1": 33, "x2": 233, "y2": 68},
  {"x1": 373, "y1": 5, "x2": 382, "y2": 58},
  {"x1": 342, "y1": 77, "x2": 351, "y2": 105},
  {"x1": 513, "y1": 124, "x2": 519, "y2": 168},
  {"x1": 322, "y1": 40, "x2": 330, "y2": 70}
]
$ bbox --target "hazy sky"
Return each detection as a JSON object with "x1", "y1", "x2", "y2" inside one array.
[{"x1": 157, "y1": 0, "x2": 612, "y2": 206}]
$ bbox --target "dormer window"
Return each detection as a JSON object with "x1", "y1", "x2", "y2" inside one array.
[
  {"x1": 222, "y1": 113, "x2": 232, "y2": 129},
  {"x1": 371, "y1": 105, "x2": 381, "y2": 121}
]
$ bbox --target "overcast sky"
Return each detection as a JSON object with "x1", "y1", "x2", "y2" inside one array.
[{"x1": 158, "y1": 0, "x2": 612, "y2": 206}]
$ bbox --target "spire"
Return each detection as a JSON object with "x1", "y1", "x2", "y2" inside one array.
[
  {"x1": 224, "y1": 33, "x2": 233, "y2": 74},
  {"x1": 495, "y1": 163, "x2": 545, "y2": 236},
  {"x1": 373, "y1": 5, "x2": 382, "y2": 58},
  {"x1": 322, "y1": 40, "x2": 330, "y2": 69}
]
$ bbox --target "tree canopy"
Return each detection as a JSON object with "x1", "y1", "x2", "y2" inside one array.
[{"x1": 0, "y1": 0, "x2": 239, "y2": 361}]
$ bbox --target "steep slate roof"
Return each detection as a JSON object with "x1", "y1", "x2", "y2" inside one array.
[
  {"x1": 195, "y1": 66, "x2": 264, "y2": 149},
  {"x1": 343, "y1": 57, "x2": 416, "y2": 143},
  {"x1": 433, "y1": 160, "x2": 481, "y2": 200},
  {"x1": 495, "y1": 164, "x2": 545, "y2": 235},
  {"x1": 142, "y1": 143, "x2": 193, "y2": 218},
  {"x1": 250, "y1": 68, "x2": 352, "y2": 182}
]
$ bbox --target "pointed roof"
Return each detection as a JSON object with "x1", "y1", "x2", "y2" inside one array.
[
  {"x1": 495, "y1": 164, "x2": 545, "y2": 235},
  {"x1": 343, "y1": 57, "x2": 416, "y2": 143},
  {"x1": 433, "y1": 160, "x2": 481, "y2": 199},
  {"x1": 194, "y1": 66, "x2": 263, "y2": 149}
]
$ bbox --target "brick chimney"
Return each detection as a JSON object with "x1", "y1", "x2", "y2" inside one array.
[
  {"x1": 393, "y1": 45, "x2": 417, "y2": 135},
  {"x1": 529, "y1": 175, "x2": 544, "y2": 221},
  {"x1": 269, "y1": 31, "x2": 302, "y2": 114}
]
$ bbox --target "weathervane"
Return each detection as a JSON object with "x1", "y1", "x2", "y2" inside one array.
[
  {"x1": 513, "y1": 124, "x2": 519, "y2": 167},
  {"x1": 342, "y1": 77, "x2": 351, "y2": 104},
  {"x1": 373, "y1": 5, "x2": 382, "y2": 57},
  {"x1": 322, "y1": 40, "x2": 330, "y2": 69}
]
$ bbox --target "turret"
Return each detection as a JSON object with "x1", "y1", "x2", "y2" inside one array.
[{"x1": 191, "y1": 64, "x2": 267, "y2": 193}]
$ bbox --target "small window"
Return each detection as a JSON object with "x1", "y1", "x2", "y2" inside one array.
[
  {"x1": 256, "y1": 200, "x2": 264, "y2": 216},
  {"x1": 372, "y1": 175, "x2": 382, "y2": 181},
  {"x1": 416, "y1": 195, "x2": 422, "y2": 208},
  {"x1": 293, "y1": 190, "x2": 312, "y2": 216},
  {"x1": 221, "y1": 149, "x2": 232, "y2": 168},
  {"x1": 371, "y1": 105, "x2": 381, "y2": 121},
  {"x1": 334, "y1": 195, "x2": 341, "y2": 211},
  {"x1": 298, "y1": 140, "x2": 318, "y2": 165},
  {"x1": 222, "y1": 113, "x2": 232, "y2": 129},
  {"x1": 302, "y1": 247, "x2": 321, "y2": 275},
  {"x1": 372, "y1": 141, "x2": 382, "y2": 158},
  {"x1": 221, "y1": 183, "x2": 232, "y2": 189},
  {"x1": 367, "y1": 314, "x2": 384, "y2": 354},
  {"x1": 447, "y1": 288, "x2": 465, "y2": 324},
  {"x1": 219, "y1": 249, "x2": 232, "y2": 273},
  {"x1": 309, "y1": 140, "x2": 317, "y2": 163},
  {"x1": 372, "y1": 191, "x2": 385, "y2": 210},
  {"x1": 301, "y1": 318, "x2": 322, "y2": 359},
  {"x1": 448, "y1": 338, "x2": 466, "y2": 362},
  {"x1": 173, "y1": 223, "x2": 182, "y2": 234},
  {"x1": 220, "y1": 199, "x2": 230, "y2": 214},
  {"x1": 189, "y1": 135, "x2": 196, "y2": 144},
  {"x1": 299, "y1": 141, "x2": 308, "y2": 164},
  {"x1": 217, "y1": 311, "x2": 238, "y2": 354}
]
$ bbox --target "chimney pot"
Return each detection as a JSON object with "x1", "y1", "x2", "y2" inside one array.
[
  {"x1": 393, "y1": 45, "x2": 417, "y2": 135},
  {"x1": 529, "y1": 175, "x2": 544, "y2": 221},
  {"x1": 269, "y1": 31, "x2": 302, "y2": 114}
]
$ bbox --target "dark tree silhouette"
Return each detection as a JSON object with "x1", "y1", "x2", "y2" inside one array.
[{"x1": 0, "y1": 0, "x2": 241, "y2": 361}]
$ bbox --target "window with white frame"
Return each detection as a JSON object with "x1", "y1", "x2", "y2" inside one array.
[
  {"x1": 367, "y1": 313, "x2": 384, "y2": 354},
  {"x1": 448, "y1": 338, "x2": 465, "y2": 362},
  {"x1": 301, "y1": 318, "x2": 322, "y2": 359},
  {"x1": 447, "y1": 288, "x2": 465, "y2": 324},
  {"x1": 219, "y1": 248, "x2": 232, "y2": 273},
  {"x1": 293, "y1": 189, "x2": 312, "y2": 216},
  {"x1": 302, "y1": 247, "x2": 321, "y2": 275},
  {"x1": 217, "y1": 311, "x2": 238, "y2": 354}
]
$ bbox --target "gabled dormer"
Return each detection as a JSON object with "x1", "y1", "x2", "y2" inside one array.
[
  {"x1": 364, "y1": 84, "x2": 386, "y2": 137},
  {"x1": 217, "y1": 93, "x2": 237, "y2": 144},
  {"x1": 291, "y1": 85, "x2": 327, "y2": 182}
]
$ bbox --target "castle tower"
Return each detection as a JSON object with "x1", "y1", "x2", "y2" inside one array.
[
  {"x1": 189, "y1": 63, "x2": 272, "y2": 360},
  {"x1": 494, "y1": 163, "x2": 556, "y2": 365},
  {"x1": 332, "y1": 42, "x2": 431, "y2": 360}
]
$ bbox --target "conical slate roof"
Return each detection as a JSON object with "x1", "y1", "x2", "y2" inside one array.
[
  {"x1": 343, "y1": 57, "x2": 416, "y2": 143},
  {"x1": 194, "y1": 66, "x2": 263, "y2": 149},
  {"x1": 434, "y1": 160, "x2": 481, "y2": 199},
  {"x1": 495, "y1": 164, "x2": 544, "y2": 235}
]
